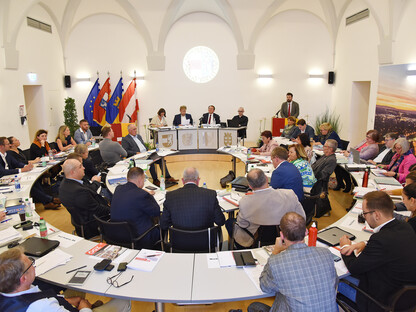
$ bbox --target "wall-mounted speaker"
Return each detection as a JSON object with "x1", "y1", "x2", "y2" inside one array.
[
  {"x1": 64, "y1": 75, "x2": 71, "y2": 88},
  {"x1": 328, "y1": 71, "x2": 335, "y2": 84}
]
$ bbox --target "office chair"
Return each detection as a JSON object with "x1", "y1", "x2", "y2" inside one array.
[
  {"x1": 229, "y1": 221, "x2": 280, "y2": 250},
  {"x1": 166, "y1": 226, "x2": 220, "y2": 253},
  {"x1": 339, "y1": 139, "x2": 350, "y2": 151},
  {"x1": 64, "y1": 206, "x2": 101, "y2": 240}
]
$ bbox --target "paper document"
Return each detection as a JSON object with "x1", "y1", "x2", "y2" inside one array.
[
  {"x1": 86, "y1": 243, "x2": 126, "y2": 261},
  {"x1": 0, "y1": 227, "x2": 22, "y2": 246},
  {"x1": 35, "y1": 249, "x2": 72, "y2": 276},
  {"x1": 216, "y1": 251, "x2": 236, "y2": 267},
  {"x1": 109, "y1": 166, "x2": 128, "y2": 175},
  {"x1": 243, "y1": 265, "x2": 267, "y2": 293},
  {"x1": 328, "y1": 247, "x2": 349, "y2": 277},
  {"x1": 127, "y1": 249, "x2": 165, "y2": 272},
  {"x1": 340, "y1": 216, "x2": 367, "y2": 232},
  {"x1": 206, "y1": 254, "x2": 220, "y2": 269},
  {"x1": 49, "y1": 232, "x2": 83, "y2": 248}
]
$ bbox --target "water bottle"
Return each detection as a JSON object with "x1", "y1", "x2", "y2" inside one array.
[
  {"x1": 160, "y1": 175, "x2": 165, "y2": 191},
  {"x1": 39, "y1": 217, "x2": 48, "y2": 239},
  {"x1": 362, "y1": 166, "x2": 370, "y2": 187},
  {"x1": 24, "y1": 198, "x2": 33, "y2": 218},
  {"x1": 203, "y1": 182, "x2": 207, "y2": 189},
  {"x1": 128, "y1": 159, "x2": 135, "y2": 169},
  {"x1": 14, "y1": 175, "x2": 21, "y2": 192},
  {"x1": 156, "y1": 143, "x2": 159, "y2": 152},
  {"x1": 308, "y1": 222, "x2": 318, "y2": 247},
  {"x1": 48, "y1": 149, "x2": 53, "y2": 160},
  {"x1": 348, "y1": 152, "x2": 353, "y2": 164},
  {"x1": 91, "y1": 138, "x2": 96, "y2": 147},
  {"x1": 247, "y1": 148, "x2": 252, "y2": 159}
]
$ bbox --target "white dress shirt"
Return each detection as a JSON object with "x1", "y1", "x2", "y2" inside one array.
[
  {"x1": 181, "y1": 115, "x2": 190, "y2": 125},
  {"x1": 0, "y1": 152, "x2": 9, "y2": 169},
  {"x1": 130, "y1": 135, "x2": 147, "y2": 152}
]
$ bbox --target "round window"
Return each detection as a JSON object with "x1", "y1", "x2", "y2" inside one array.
[{"x1": 183, "y1": 46, "x2": 219, "y2": 83}]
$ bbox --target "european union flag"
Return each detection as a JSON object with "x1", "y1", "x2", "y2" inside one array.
[
  {"x1": 106, "y1": 77, "x2": 123, "y2": 124},
  {"x1": 83, "y1": 78, "x2": 100, "y2": 127}
]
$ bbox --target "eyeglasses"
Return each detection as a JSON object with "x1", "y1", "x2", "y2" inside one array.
[
  {"x1": 106, "y1": 272, "x2": 134, "y2": 288},
  {"x1": 21, "y1": 257, "x2": 35, "y2": 277},
  {"x1": 360, "y1": 210, "x2": 375, "y2": 219}
]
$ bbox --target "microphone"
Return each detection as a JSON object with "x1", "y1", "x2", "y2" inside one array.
[{"x1": 275, "y1": 109, "x2": 281, "y2": 118}]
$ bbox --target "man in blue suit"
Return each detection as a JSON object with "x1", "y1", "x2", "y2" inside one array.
[
  {"x1": 111, "y1": 167, "x2": 160, "y2": 249},
  {"x1": 173, "y1": 105, "x2": 193, "y2": 126},
  {"x1": 270, "y1": 146, "x2": 304, "y2": 201},
  {"x1": 290, "y1": 119, "x2": 315, "y2": 140}
]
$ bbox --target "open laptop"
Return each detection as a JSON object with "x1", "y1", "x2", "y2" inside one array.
[
  {"x1": 350, "y1": 148, "x2": 371, "y2": 164},
  {"x1": 227, "y1": 119, "x2": 239, "y2": 128}
]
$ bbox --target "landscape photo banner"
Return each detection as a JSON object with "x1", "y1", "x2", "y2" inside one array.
[{"x1": 375, "y1": 64, "x2": 416, "y2": 140}]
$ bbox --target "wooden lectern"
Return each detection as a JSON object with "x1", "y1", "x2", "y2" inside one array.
[{"x1": 272, "y1": 117, "x2": 286, "y2": 136}]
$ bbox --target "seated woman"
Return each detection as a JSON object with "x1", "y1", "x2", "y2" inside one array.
[
  {"x1": 344, "y1": 129, "x2": 380, "y2": 160},
  {"x1": 7, "y1": 136, "x2": 40, "y2": 164},
  {"x1": 74, "y1": 144, "x2": 98, "y2": 180},
  {"x1": 288, "y1": 144, "x2": 316, "y2": 189},
  {"x1": 150, "y1": 108, "x2": 168, "y2": 127},
  {"x1": 401, "y1": 182, "x2": 416, "y2": 233},
  {"x1": 280, "y1": 116, "x2": 297, "y2": 139},
  {"x1": 381, "y1": 138, "x2": 416, "y2": 184},
  {"x1": 56, "y1": 125, "x2": 76, "y2": 152},
  {"x1": 30, "y1": 129, "x2": 57, "y2": 159},
  {"x1": 313, "y1": 122, "x2": 341, "y2": 146},
  {"x1": 295, "y1": 133, "x2": 314, "y2": 163},
  {"x1": 252, "y1": 130, "x2": 279, "y2": 156}
]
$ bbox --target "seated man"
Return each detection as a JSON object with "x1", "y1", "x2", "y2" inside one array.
[
  {"x1": 111, "y1": 167, "x2": 160, "y2": 249},
  {"x1": 290, "y1": 118, "x2": 315, "y2": 140},
  {"x1": 59, "y1": 159, "x2": 110, "y2": 238},
  {"x1": 231, "y1": 107, "x2": 248, "y2": 138},
  {"x1": 121, "y1": 123, "x2": 176, "y2": 187},
  {"x1": 368, "y1": 132, "x2": 398, "y2": 165},
  {"x1": 201, "y1": 105, "x2": 220, "y2": 125},
  {"x1": 173, "y1": 105, "x2": 193, "y2": 126},
  {"x1": 0, "y1": 137, "x2": 59, "y2": 210},
  {"x1": 226, "y1": 169, "x2": 305, "y2": 248},
  {"x1": 0, "y1": 248, "x2": 131, "y2": 312},
  {"x1": 270, "y1": 147, "x2": 304, "y2": 201},
  {"x1": 311, "y1": 139, "x2": 338, "y2": 191},
  {"x1": 248, "y1": 212, "x2": 337, "y2": 312},
  {"x1": 74, "y1": 119, "x2": 94, "y2": 145},
  {"x1": 339, "y1": 191, "x2": 416, "y2": 311},
  {"x1": 99, "y1": 126, "x2": 127, "y2": 165},
  {"x1": 160, "y1": 167, "x2": 225, "y2": 230}
]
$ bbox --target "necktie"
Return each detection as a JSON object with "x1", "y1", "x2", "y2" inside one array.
[
  {"x1": 288, "y1": 103, "x2": 291, "y2": 117},
  {"x1": 208, "y1": 114, "x2": 212, "y2": 124}
]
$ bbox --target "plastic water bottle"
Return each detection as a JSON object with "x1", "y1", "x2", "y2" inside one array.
[
  {"x1": 128, "y1": 159, "x2": 135, "y2": 169},
  {"x1": 39, "y1": 217, "x2": 48, "y2": 239},
  {"x1": 156, "y1": 143, "x2": 159, "y2": 152},
  {"x1": 48, "y1": 149, "x2": 53, "y2": 160},
  {"x1": 14, "y1": 175, "x2": 21, "y2": 192},
  {"x1": 308, "y1": 222, "x2": 318, "y2": 247},
  {"x1": 203, "y1": 182, "x2": 207, "y2": 189},
  {"x1": 348, "y1": 152, "x2": 353, "y2": 164},
  {"x1": 24, "y1": 198, "x2": 33, "y2": 218},
  {"x1": 247, "y1": 148, "x2": 252, "y2": 159},
  {"x1": 160, "y1": 175, "x2": 165, "y2": 191}
]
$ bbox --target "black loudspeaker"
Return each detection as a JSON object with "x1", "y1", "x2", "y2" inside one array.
[
  {"x1": 328, "y1": 71, "x2": 335, "y2": 84},
  {"x1": 64, "y1": 75, "x2": 71, "y2": 88}
]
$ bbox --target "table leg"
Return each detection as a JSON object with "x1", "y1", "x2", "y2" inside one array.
[
  {"x1": 161, "y1": 156, "x2": 166, "y2": 177},
  {"x1": 154, "y1": 302, "x2": 165, "y2": 312},
  {"x1": 232, "y1": 156, "x2": 236, "y2": 175}
]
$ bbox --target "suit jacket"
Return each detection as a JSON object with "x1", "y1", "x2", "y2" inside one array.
[
  {"x1": 30, "y1": 143, "x2": 48, "y2": 159},
  {"x1": 59, "y1": 178, "x2": 110, "y2": 237},
  {"x1": 99, "y1": 138, "x2": 127, "y2": 164},
  {"x1": 375, "y1": 146, "x2": 394, "y2": 165},
  {"x1": 234, "y1": 188, "x2": 305, "y2": 247},
  {"x1": 74, "y1": 128, "x2": 93, "y2": 144},
  {"x1": 311, "y1": 153, "x2": 337, "y2": 182},
  {"x1": 231, "y1": 115, "x2": 248, "y2": 138},
  {"x1": 111, "y1": 182, "x2": 160, "y2": 248},
  {"x1": 279, "y1": 101, "x2": 299, "y2": 118},
  {"x1": 270, "y1": 161, "x2": 304, "y2": 201},
  {"x1": 0, "y1": 153, "x2": 24, "y2": 177},
  {"x1": 342, "y1": 219, "x2": 416, "y2": 311},
  {"x1": 173, "y1": 113, "x2": 193, "y2": 126},
  {"x1": 260, "y1": 243, "x2": 338, "y2": 311},
  {"x1": 290, "y1": 125, "x2": 315, "y2": 140},
  {"x1": 121, "y1": 134, "x2": 147, "y2": 157},
  {"x1": 201, "y1": 113, "x2": 220, "y2": 125},
  {"x1": 82, "y1": 158, "x2": 99, "y2": 180},
  {"x1": 160, "y1": 183, "x2": 225, "y2": 230}
]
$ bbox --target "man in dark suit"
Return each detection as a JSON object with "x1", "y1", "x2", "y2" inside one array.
[
  {"x1": 270, "y1": 147, "x2": 304, "y2": 201},
  {"x1": 173, "y1": 105, "x2": 193, "y2": 126},
  {"x1": 201, "y1": 105, "x2": 221, "y2": 125},
  {"x1": 160, "y1": 167, "x2": 225, "y2": 230},
  {"x1": 111, "y1": 167, "x2": 160, "y2": 248},
  {"x1": 121, "y1": 123, "x2": 176, "y2": 187},
  {"x1": 231, "y1": 107, "x2": 248, "y2": 138},
  {"x1": 339, "y1": 191, "x2": 416, "y2": 311},
  {"x1": 311, "y1": 139, "x2": 338, "y2": 183},
  {"x1": 290, "y1": 119, "x2": 315, "y2": 140},
  {"x1": 369, "y1": 132, "x2": 398, "y2": 165},
  {"x1": 59, "y1": 159, "x2": 110, "y2": 238},
  {"x1": 0, "y1": 137, "x2": 59, "y2": 209},
  {"x1": 278, "y1": 92, "x2": 299, "y2": 118}
]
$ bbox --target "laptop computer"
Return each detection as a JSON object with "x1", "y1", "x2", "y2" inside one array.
[
  {"x1": 350, "y1": 148, "x2": 371, "y2": 165},
  {"x1": 227, "y1": 119, "x2": 239, "y2": 128},
  {"x1": 19, "y1": 237, "x2": 60, "y2": 257}
]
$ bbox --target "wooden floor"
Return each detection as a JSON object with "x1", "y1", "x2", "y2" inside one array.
[{"x1": 38, "y1": 148, "x2": 352, "y2": 311}]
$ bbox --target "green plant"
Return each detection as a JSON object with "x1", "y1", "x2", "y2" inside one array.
[
  {"x1": 63, "y1": 97, "x2": 78, "y2": 136},
  {"x1": 314, "y1": 110, "x2": 341, "y2": 134}
]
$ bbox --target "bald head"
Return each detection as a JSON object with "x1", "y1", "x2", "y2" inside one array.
[
  {"x1": 182, "y1": 167, "x2": 200, "y2": 185},
  {"x1": 247, "y1": 169, "x2": 268, "y2": 190},
  {"x1": 62, "y1": 159, "x2": 84, "y2": 180}
]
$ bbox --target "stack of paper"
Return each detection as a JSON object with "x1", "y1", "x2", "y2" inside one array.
[
  {"x1": 223, "y1": 194, "x2": 240, "y2": 207},
  {"x1": 127, "y1": 249, "x2": 165, "y2": 272},
  {"x1": 216, "y1": 251, "x2": 236, "y2": 267},
  {"x1": 0, "y1": 227, "x2": 22, "y2": 246},
  {"x1": 35, "y1": 249, "x2": 73, "y2": 276}
]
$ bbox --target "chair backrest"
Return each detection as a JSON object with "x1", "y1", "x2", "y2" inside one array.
[
  {"x1": 301, "y1": 196, "x2": 316, "y2": 226},
  {"x1": 391, "y1": 285, "x2": 416, "y2": 311},
  {"x1": 22, "y1": 149, "x2": 32, "y2": 161},
  {"x1": 255, "y1": 225, "x2": 280, "y2": 247},
  {"x1": 168, "y1": 226, "x2": 220, "y2": 253},
  {"x1": 94, "y1": 215, "x2": 137, "y2": 249},
  {"x1": 339, "y1": 139, "x2": 350, "y2": 151},
  {"x1": 48, "y1": 141, "x2": 58, "y2": 151},
  {"x1": 65, "y1": 206, "x2": 99, "y2": 239}
]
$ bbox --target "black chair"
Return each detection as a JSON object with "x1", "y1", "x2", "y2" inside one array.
[
  {"x1": 65, "y1": 206, "x2": 101, "y2": 240},
  {"x1": 303, "y1": 178, "x2": 331, "y2": 218},
  {"x1": 22, "y1": 148, "x2": 32, "y2": 161},
  {"x1": 339, "y1": 139, "x2": 350, "y2": 151},
  {"x1": 48, "y1": 141, "x2": 58, "y2": 151},
  {"x1": 337, "y1": 278, "x2": 416, "y2": 312},
  {"x1": 166, "y1": 226, "x2": 220, "y2": 253},
  {"x1": 94, "y1": 215, "x2": 162, "y2": 250},
  {"x1": 229, "y1": 222, "x2": 280, "y2": 250}
]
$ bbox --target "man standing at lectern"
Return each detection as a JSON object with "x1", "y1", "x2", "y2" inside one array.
[{"x1": 278, "y1": 92, "x2": 299, "y2": 118}]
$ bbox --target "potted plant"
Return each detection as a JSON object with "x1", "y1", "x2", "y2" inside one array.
[
  {"x1": 63, "y1": 97, "x2": 78, "y2": 136},
  {"x1": 314, "y1": 110, "x2": 341, "y2": 134}
]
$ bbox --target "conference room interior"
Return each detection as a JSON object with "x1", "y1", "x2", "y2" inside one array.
[{"x1": 1, "y1": 0, "x2": 416, "y2": 311}]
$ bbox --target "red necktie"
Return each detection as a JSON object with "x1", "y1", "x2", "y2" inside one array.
[
  {"x1": 208, "y1": 114, "x2": 211, "y2": 124},
  {"x1": 288, "y1": 103, "x2": 291, "y2": 116}
]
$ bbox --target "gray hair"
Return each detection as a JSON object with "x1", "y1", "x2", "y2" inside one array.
[
  {"x1": 182, "y1": 167, "x2": 199, "y2": 183},
  {"x1": 247, "y1": 169, "x2": 268, "y2": 189},
  {"x1": 394, "y1": 137, "x2": 410, "y2": 154},
  {"x1": 0, "y1": 247, "x2": 25, "y2": 293},
  {"x1": 325, "y1": 139, "x2": 338, "y2": 152}
]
